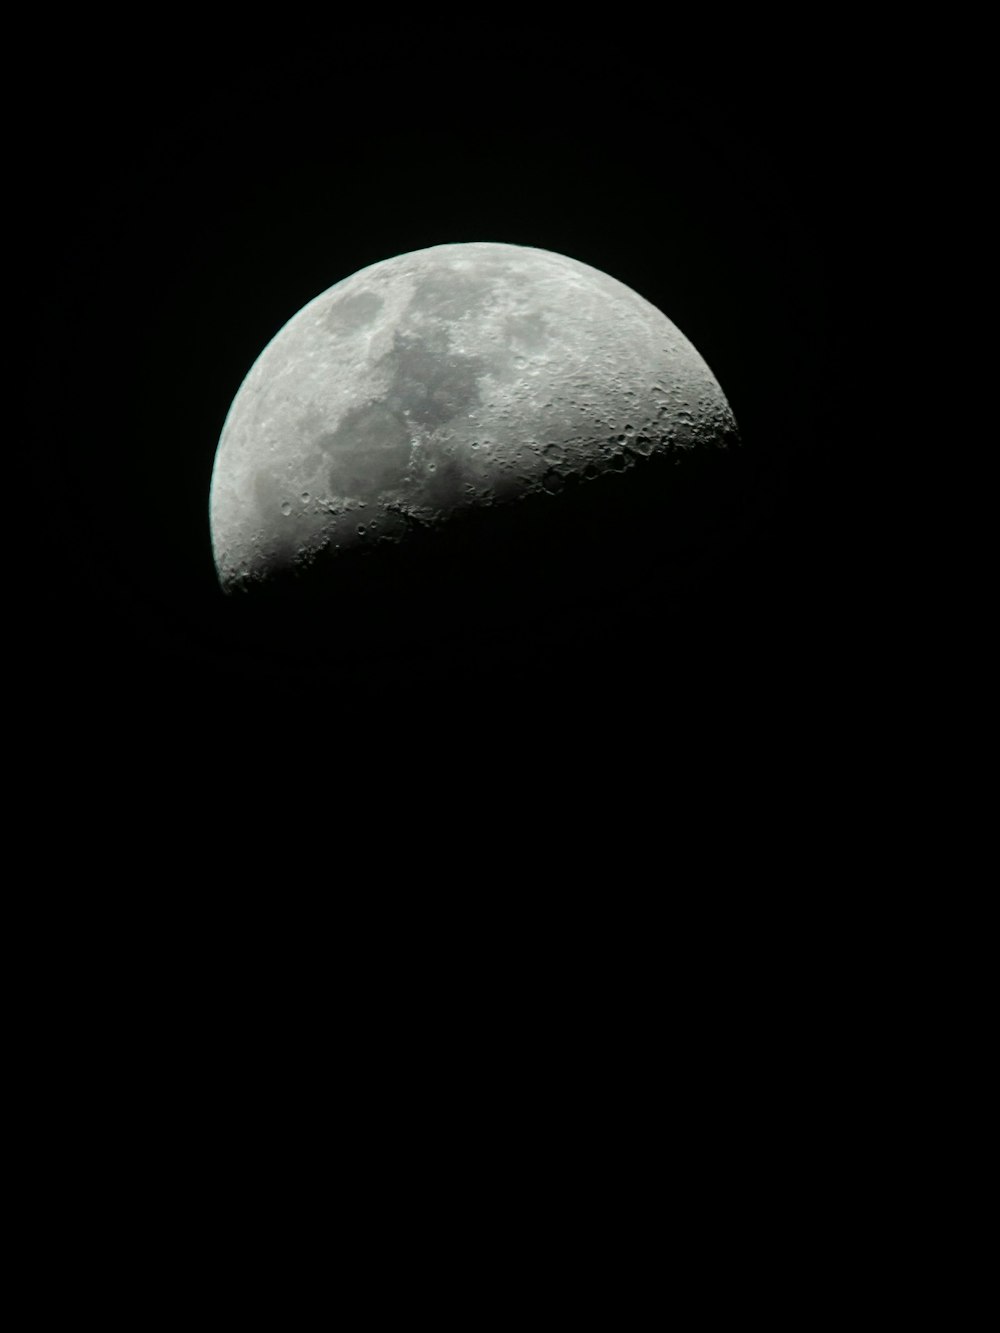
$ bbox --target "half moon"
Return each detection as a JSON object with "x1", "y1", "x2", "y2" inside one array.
[{"x1": 209, "y1": 241, "x2": 739, "y2": 611}]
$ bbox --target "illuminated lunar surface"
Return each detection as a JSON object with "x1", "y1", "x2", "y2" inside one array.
[{"x1": 209, "y1": 241, "x2": 739, "y2": 598}]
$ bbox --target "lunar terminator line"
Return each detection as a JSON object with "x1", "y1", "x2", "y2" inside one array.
[{"x1": 209, "y1": 241, "x2": 739, "y2": 596}]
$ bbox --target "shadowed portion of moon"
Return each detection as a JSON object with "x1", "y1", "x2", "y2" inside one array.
[{"x1": 209, "y1": 242, "x2": 742, "y2": 659}]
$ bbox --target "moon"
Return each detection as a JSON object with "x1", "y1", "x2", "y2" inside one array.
[{"x1": 209, "y1": 241, "x2": 739, "y2": 612}]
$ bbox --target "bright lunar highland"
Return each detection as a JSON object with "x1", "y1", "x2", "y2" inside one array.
[{"x1": 209, "y1": 241, "x2": 739, "y2": 594}]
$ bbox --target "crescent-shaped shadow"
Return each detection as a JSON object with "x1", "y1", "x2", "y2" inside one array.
[{"x1": 216, "y1": 437, "x2": 759, "y2": 679}]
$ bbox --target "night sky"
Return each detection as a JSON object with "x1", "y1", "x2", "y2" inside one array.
[
  {"x1": 28, "y1": 37, "x2": 861, "y2": 770},
  {"x1": 14, "y1": 39, "x2": 903, "y2": 1260}
]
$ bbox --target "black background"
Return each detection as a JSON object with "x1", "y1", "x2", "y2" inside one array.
[
  {"x1": 18, "y1": 36, "x2": 895, "y2": 1236},
  {"x1": 16, "y1": 35, "x2": 911, "y2": 1270},
  {"x1": 27, "y1": 33, "x2": 863, "y2": 777}
]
